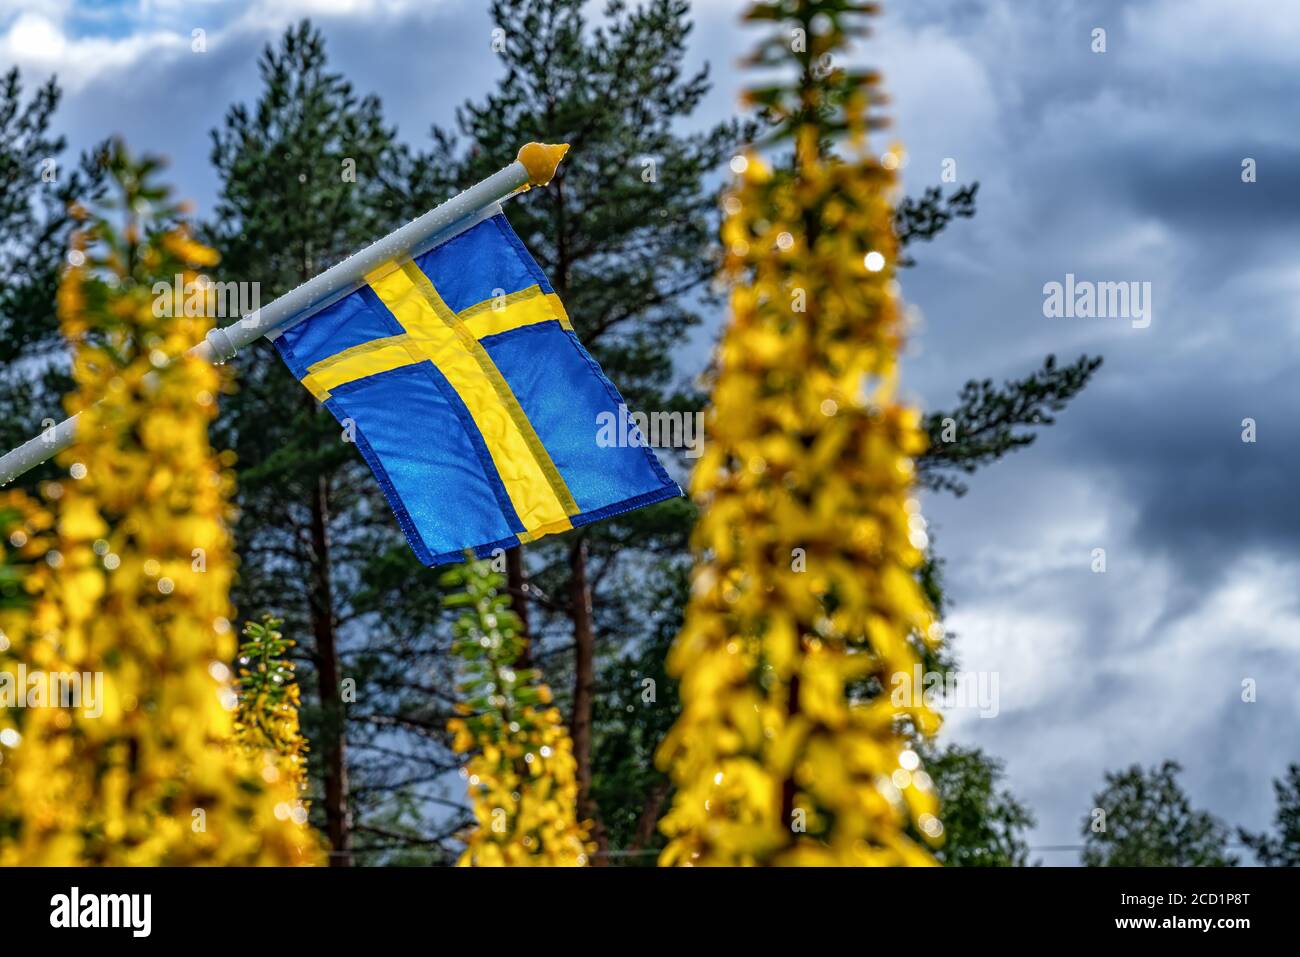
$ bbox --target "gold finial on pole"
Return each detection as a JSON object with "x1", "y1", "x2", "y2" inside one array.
[{"x1": 516, "y1": 143, "x2": 570, "y2": 187}]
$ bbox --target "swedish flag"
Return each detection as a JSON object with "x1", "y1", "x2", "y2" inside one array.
[{"x1": 271, "y1": 210, "x2": 681, "y2": 566}]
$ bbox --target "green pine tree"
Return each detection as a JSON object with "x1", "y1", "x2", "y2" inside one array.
[
  {"x1": 0, "y1": 68, "x2": 105, "y2": 489},
  {"x1": 206, "y1": 20, "x2": 410, "y2": 865},
  {"x1": 920, "y1": 354, "x2": 1103, "y2": 497},
  {"x1": 923, "y1": 744, "x2": 1036, "y2": 867},
  {"x1": 401, "y1": 0, "x2": 744, "y2": 855},
  {"x1": 1082, "y1": 761, "x2": 1237, "y2": 867},
  {"x1": 1240, "y1": 763, "x2": 1300, "y2": 866}
]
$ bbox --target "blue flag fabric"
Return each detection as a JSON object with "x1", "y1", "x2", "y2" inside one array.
[{"x1": 272, "y1": 211, "x2": 681, "y2": 566}]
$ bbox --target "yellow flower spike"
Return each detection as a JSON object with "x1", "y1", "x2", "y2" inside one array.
[
  {"x1": 232, "y1": 616, "x2": 312, "y2": 810},
  {"x1": 444, "y1": 559, "x2": 592, "y2": 866},
  {"x1": 656, "y1": 1, "x2": 942, "y2": 867},
  {"x1": 0, "y1": 147, "x2": 323, "y2": 866}
]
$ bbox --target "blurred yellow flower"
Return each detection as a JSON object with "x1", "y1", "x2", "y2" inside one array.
[
  {"x1": 0, "y1": 144, "x2": 323, "y2": 866},
  {"x1": 656, "y1": 1, "x2": 943, "y2": 867},
  {"x1": 443, "y1": 558, "x2": 592, "y2": 866}
]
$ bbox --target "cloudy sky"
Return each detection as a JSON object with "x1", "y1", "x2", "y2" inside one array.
[{"x1": 3, "y1": 0, "x2": 1296, "y2": 862}]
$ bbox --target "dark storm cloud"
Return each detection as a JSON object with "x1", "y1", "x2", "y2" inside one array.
[
  {"x1": 873, "y1": 0, "x2": 1300, "y2": 857},
  {"x1": 1071, "y1": 378, "x2": 1300, "y2": 575},
  {"x1": 1117, "y1": 146, "x2": 1300, "y2": 233}
]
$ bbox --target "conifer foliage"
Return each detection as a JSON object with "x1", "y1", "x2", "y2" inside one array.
[
  {"x1": 207, "y1": 22, "x2": 405, "y2": 864},
  {"x1": 0, "y1": 144, "x2": 320, "y2": 865},
  {"x1": 656, "y1": 0, "x2": 943, "y2": 865},
  {"x1": 444, "y1": 558, "x2": 592, "y2": 866},
  {"x1": 0, "y1": 68, "x2": 105, "y2": 470}
]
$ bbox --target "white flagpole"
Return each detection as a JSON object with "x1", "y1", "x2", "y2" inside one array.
[{"x1": 0, "y1": 143, "x2": 570, "y2": 487}]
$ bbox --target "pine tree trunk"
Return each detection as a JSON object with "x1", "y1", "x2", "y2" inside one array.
[
  {"x1": 567, "y1": 536, "x2": 607, "y2": 860},
  {"x1": 308, "y1": 464, "x2": 352, "y2": 866},
  {"x1": 629, "y1": 778, "x2": 671, "y2": 855},
  {"x1": 506, "y1": 545, "x2": 532, "y2": 669}
]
